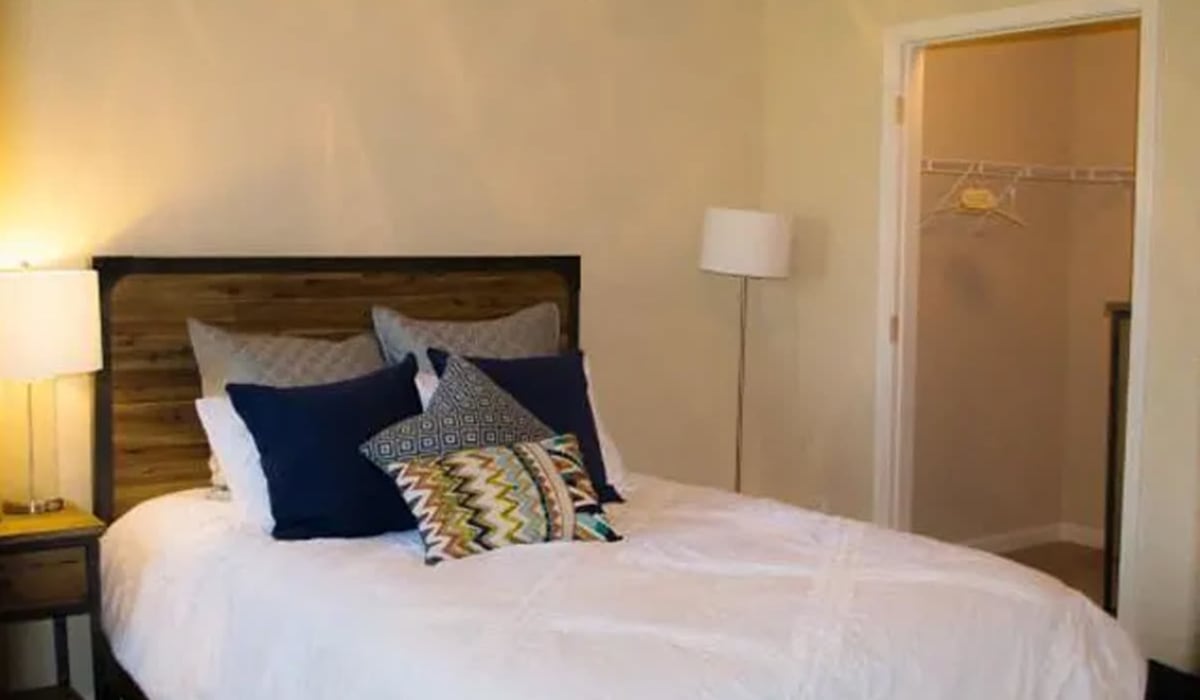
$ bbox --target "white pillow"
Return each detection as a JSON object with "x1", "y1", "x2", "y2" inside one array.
[
  {"x1": 195, "y1": 397, "x2": 274, "y2": 533},
  {"x1": 415, "y1": 370, "x2": 439, "y2": 409},
  {"x1": 584, "y1": 358, "x2": 626, "y2": 491}
]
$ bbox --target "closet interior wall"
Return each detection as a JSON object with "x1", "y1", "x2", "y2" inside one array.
[{"x1": 913, "y1": 22, "x2": 1138, "y2": 545}]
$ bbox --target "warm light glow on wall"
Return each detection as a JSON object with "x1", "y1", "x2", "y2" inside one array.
[{"x1": 0, "y1": 231, "x2": 69, "y2": 269}]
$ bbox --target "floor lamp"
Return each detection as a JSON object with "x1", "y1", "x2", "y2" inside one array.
[
  {"x1": 0, "y1": 269, "x2": 102, "y2": 516},
  {"x1": 700, "y1": 207, "x2": 791, "y2": 493}
]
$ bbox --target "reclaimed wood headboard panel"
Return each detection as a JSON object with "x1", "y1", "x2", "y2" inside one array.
[{"x1": 93, "y1": 256, "x2": 580, "y2": 522}]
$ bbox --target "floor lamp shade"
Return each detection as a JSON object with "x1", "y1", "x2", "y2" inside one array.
[
  {"x1": 0, "y1": 270, "x2": 102, "y2": 381},
  {"x1": 700, "y1": 207, "x2": 791, "y2": 279}
]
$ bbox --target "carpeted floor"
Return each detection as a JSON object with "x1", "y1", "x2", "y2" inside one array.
[{"x1": 1003, "y1": 541, "x2": 1104, "y2": 606}]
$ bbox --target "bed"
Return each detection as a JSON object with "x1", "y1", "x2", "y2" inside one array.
[{"x1": 93, "y1": 255, "x2": 1144, "y2": 699}]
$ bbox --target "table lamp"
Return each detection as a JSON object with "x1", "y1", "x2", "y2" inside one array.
[
  {"x1": 700, "y1": 207, "x2": 791, "y2": 492},
  {"x1": 0, "y1": 268, "x2": 101, "y2": 515}
]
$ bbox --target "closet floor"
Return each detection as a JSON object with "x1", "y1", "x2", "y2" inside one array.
[{"x1": 1004, "y1": 542, "x2": 1104, "y2": 607}]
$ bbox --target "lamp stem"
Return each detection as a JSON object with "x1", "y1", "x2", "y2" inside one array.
[
  {"x1": 735, "y1": 276, "x2": 748, "y2": 493},
  {"x1": 3, "y1": 380, "x2": 64, "y2": 515},
  {"x1": 24, "y1": 381, "x2": 35, "y2": 503}
]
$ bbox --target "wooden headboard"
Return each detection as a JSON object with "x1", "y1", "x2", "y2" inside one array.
[{"x1": 92, "y1": 256, "x2": 581, "y2": 522}]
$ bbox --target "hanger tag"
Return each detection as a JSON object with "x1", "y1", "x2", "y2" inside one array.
[{"x1": 959, "y1": 187, "x2": 999, "y2": 211}]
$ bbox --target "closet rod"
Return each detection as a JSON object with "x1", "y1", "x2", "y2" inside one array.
[{"x1": 922, "y1": 158, "x2": 1135, "y2": 185}]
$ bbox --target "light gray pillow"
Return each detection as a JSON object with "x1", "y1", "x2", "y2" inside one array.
[
  {"x1": 187, "y1": 319, "x2": 386, "y2": 397},
  {"x1": 372, "y1": 302, "x2": 560, "y2": 372}
]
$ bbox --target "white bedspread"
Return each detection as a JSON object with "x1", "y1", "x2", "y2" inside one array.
[{"x1": 102, "y1": 475, "x2": 1144, "y2": 699}]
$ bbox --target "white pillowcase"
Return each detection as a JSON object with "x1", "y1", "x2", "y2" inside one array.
[
  {"x1": 195, "y1": 397, "x2": 274, "y2": 533},
  {"x1": 584, "y1": 358, "x2": 626, "y2": 490},
  {"x1": 415, "y1": 370, "x2": 440, "y2": 409}
]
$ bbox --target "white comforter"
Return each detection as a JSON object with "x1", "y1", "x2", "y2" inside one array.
[{"x1": 102, "y1": 475, "x2": 1144, "y2": 699}]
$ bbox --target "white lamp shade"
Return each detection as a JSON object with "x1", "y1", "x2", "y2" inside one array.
[
  {"x1": 700, "y1": 207, "x2": 791, "y2": 279},
  {"x1": 0, "y1": 269, "x2": 102, "y2": 380}
]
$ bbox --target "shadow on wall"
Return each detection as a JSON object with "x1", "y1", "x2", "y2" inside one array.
[
  {"x1": 790, "y1": 217, "x2": 874, "y2": 513},
  {"x1": 743, "y1": 216, "x2": 830, "y2": 508},
  {"x1": 105, "y1": 145, "x2": 428, "y2": 256},
  {"x1": 941, "y1": 248, "x2": 993, "y2": 309},
  {"x1": 791, "y1": 216, "x2": 830, "y2": 285}
]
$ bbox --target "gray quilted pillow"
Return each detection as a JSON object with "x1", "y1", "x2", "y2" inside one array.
[
  {"x1": 372, "y1": 302, "x2": 560, "y2": 372},
  {"x1": 361, "y1": 355, "x2": 553, "y2": 468},
  {"x1": 189, "y1": 319, "x2": 388, "y2": 490},
  {"x1": 188, "y1": 319, "x2": 386, "y2": 397}
]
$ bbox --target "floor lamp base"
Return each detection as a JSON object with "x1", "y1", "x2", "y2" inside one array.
[{"x1": 2, "y1": 497, "x2": 65, "y2": 515}]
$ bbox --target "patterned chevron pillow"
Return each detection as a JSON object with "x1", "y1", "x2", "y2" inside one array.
[
  {"x1": 375, "y1": 434, "x2": 622, "y2": 564},
  {"x1": 360, "y1": 355, "x2": 553, "y2": 466}
]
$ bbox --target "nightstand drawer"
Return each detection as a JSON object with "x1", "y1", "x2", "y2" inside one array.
[{"x1": 0, "y1": 546, "x2": 88, "y2": 614}]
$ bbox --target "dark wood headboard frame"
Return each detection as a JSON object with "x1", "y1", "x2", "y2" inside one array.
[{"x1": 92, "y1": 255, "x2": 581, "y2": 523}]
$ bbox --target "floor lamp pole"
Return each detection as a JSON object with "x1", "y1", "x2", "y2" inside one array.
[
  {"x1": 700, "y1": 206, "x2": 791, "y2": 494},
  {"x1": 734, "y1": 276, "x2": 748, "y2": 493}
]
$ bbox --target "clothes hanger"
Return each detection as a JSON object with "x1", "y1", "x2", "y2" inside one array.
[{"x1": 921, "y1": 163, "x2": 1026, "y2": 231}]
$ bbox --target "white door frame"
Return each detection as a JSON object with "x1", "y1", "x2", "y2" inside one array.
[{"x1": 872, "y1": 0, "x2": 1160, "y2": 627}]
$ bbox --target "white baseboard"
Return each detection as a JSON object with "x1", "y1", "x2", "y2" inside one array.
[
  {"x1": 1057, "y1": 523, "x2": 1105, "y2": 549},
  {"x1": 960, "y1": 525, "x2": 1060, "y2": 553},
  {"x1": 959, "y1": 523, "x2": 1104, "y2": 554}
]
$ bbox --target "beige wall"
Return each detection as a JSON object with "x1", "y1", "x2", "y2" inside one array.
[
  {"x1": 913, "y1": 25, "x2": 1137, "y2": 544},
  {"x1": 914, "y1": 177, "x2": 1072, "y2": 543},
  {"x1": 0, "y1": 0, "x2": 765, "y2": 507},
  {"x1": 1062, "y1": 25, "x2": 1139, "y2": 530},
  {"x1": 914, "y1": 32, "x2": 1073, "y2": 544},
  {"x1": 765, "y1": 0, "x2": 1199, "y2": 669},
  {"x1": 0, "y1": 1, "x2": 764, "y2": 694}
]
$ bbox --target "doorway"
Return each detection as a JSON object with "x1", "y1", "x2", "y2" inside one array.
[{"x1": 873, "y1": 1, "x2": 1157, "y2": 618}]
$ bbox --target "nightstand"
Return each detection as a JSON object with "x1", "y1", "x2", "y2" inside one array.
[{"x1": 0, "y1": 504, "x2": 105, "y2": 700}]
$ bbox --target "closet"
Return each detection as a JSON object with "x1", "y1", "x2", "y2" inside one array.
[{"x1": 909, "y1": 20, "x2": 1139, "y2": 609}]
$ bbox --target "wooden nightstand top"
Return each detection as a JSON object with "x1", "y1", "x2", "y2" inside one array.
[{"x1": 0, "y1": 503, "x2": 104, "y2": 548}]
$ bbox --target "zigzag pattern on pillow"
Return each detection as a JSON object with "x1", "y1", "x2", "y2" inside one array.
[{"x1": 387, "y1": 434, "x2": 621, "y2": 564}]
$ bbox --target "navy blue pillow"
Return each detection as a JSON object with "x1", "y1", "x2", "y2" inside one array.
[
  {"x1": 428, "y1": 349, "x2": 622, "y2": 503},
  {"x1": 227, "y1": 359, "x2": 422, "y2": 539}
]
